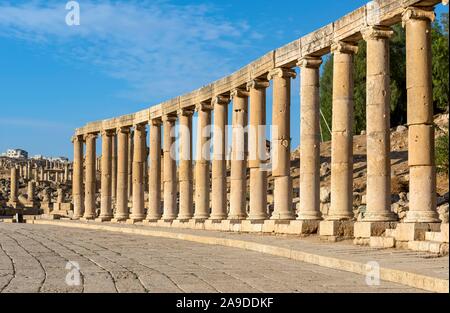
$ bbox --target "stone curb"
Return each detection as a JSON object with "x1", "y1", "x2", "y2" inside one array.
[{"x1": 28, "y1": 219, "x2": 449, "y2": 293}]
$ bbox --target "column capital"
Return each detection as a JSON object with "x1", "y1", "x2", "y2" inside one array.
[
  {"x1": 133, "y1": 123, "x2": 147, "y2": 132},
  {"x1": 212, "y1": 95, "x2": 230, "y2": 106},
  {"x1": 116, "y1": 126, "x2": 131, "y2": 135},
  {"x1": 246, "y1": 78, "x2": 270, "y2": 91},
  {"x1": 177, "y1": 107, "x2": 195, "y2": 117},
  {"x1": 297, "y1": 56, "x2": 323, "y2": 69},
  {"x1": 195, "y1": 101, "x2": 213, "y2": 112},
  {"x1": 151, "y1": 118, "x2": 162, "y2": 126},
  {"x1": 83, "y1": 133, "x2": 98, "y2": 141},
  {"x1": 101, "y1": 129, "x2": 116, "y2": 137},
  {"x1": 162, "y1": 114, "x2": 177, "y2": 123},
  {"x1": 402, "y1": 6, "x2": 435, "y2": 27},
  {"x1": 71, "y1": 134, "x2": 84, "y2": 143},
  {"x1": 331, "y1": 41, "x2": 358, "y2": 55},
  {"x1": 230, "y1": 88, "x2": 249, "y2": 99},
  {"x1": 362, "y1": 26, "x2": 394, "y2": 41},
  {"x1": 267, "y1": 67, "x2": 296, "y2": 80}
]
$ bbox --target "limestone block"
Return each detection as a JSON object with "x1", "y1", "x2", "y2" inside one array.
[
  {"x1": 394, "y1": 223, "x2": 440, "y2": 242},
  {"x1": 319, "y1": 220, "x2": 354, "y2": 237},
  {"x1": 369, "y1": 236, "x2": 395, "y2": 248},
  {"x1": 354, "y1": 222, "x2": 397, "y2": 238},
  {"x1": 408, "y1": 125, "x2": 434, "y2": 166},
  {"x1": 441, "y1": 223, "x2": 449, "y2": 243}
]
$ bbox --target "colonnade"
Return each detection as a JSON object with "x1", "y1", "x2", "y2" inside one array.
[{"x1": 71, "y1": 6, "x2": 441, "y2": 234}]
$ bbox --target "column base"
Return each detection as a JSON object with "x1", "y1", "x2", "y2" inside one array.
[
  {"x1": 353, "y1": 221, "x2": 397, "y2": 239},
  {"x1": 227, "y1": 214, "x2": 247, "y2": 220},
  {"x1": 145, "y1": 214, "x2": 162, "y2": 222},
  {"x1": 193, "y1": 214, "x2": 210, "y2": 220},
  {"x1": 71, "y1": 215, "x2": 83, "y2": 220},
  {"x1": 404, "y1": 211, "x2": 441, "y2": 224},
  {"x1": 297, "y1": 210, "x2": 323, "y2": 221},
  {"x1": 319, "y1": 220, "x2": 354, "y2": 240},
  {"x1": 270, "y1": 212, "x2": 296, "y2": 220},
  {"x1": 80, "y1": 216, "x2": 96, "y2": 222},
  {"x1": 112, "y1": 215, "x2": 129, "y2": 222},
  {"x1": 177, "y1": 215, "x2": 194, "y2": 221},
  {"x1": 162, "y1": 215, "x2": 177, "y2": 222},
  {"x1": 363, "y1": 211, "x2": 398, "y2": 222},
  {"x1": 209, "y1": 214, "x2": 227, "y2": 221},
  {"x1": 248, "y1": 213, "x2": 268, "y2": 221},
  {"x1": 95, "y1": 216, "x2": 113, "y2": 222}
]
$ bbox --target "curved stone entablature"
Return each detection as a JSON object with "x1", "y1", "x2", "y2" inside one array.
[{"x1": 74, "y1": 0, "x2": 442, "y2": 136}]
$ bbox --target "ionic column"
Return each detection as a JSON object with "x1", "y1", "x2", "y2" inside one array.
[
  {"x1": 177, "y1": 109, "x2": 194, "y2": 220},
  {"x1": 162, "y1": 114, "x2": 178, "y2": 221},
  {"x1": 99, "y1": 130, "x2": 114, "y2": 221},
  {"x1": 268, "y1": 68, "x2": 296, "y2": 220},
  {"x1": 130, "y1": 123, "x2": 147, "y2": 222},
  {"x1": 297, "y1": 56, "x2": 323, "y2": 220},
  {"x1": 247, "y1": 78, "x2": 270, "y2": 221},
  {"x1": 362, "y1": 26, "x2": 397, "y2": 222},
  {"x1": 72, "y1": 135, "x2": 84, "y2": 219},
  {"x1": 115, "y1": 126, "x2": 130, "y2": 221},
  {"x1": 229, "y1": 88, "x2": 249, "y2": 220},
  {"x1": 83, "y1": 133, "x2": 97, "y2": 220},
  {"x1": 328, "y1": 41, "x2": 358, "y2": 221},
  {"x1": 194, "y1": 102, "x2": 213, "y2": 220},
  {"x1": 147, "y1": 119, "x2": 162, "y2": 220},
  {"x1": 111, "y1": 134, "x2": 117, "y2": 202},
  {"x1": 9, "y1": 167, "x2": 18, "y2": 204},
  {"x1": 211, "y1": 95, "x2": 230, "y2": 220},
  {"x1": 402, "y1": 7, "x2": 440, "y2": 223}
]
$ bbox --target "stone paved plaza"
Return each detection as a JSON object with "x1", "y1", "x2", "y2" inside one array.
[{"x1": 0, "y1": 223, "x2": 426, "y2": 293}]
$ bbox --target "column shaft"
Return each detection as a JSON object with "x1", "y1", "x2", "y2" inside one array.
[
  {"x1": 247, "y1": 78, "x2": 270, "y2": 220},
  {"x1": 403, "y1": 7, "x2": 440, "y2": 223},
  {"x1": 229, "y1": 89, "x2": 249, "y2": 220},
  {"x1": 147, "y1": 119, "x2": 162, "y2": 220},
  {"x1": 115, "y1": 127, "x2": 130, "y2": 221},
  {"x1": 163, "y1": 115, "x2": 177, "y2": 220},
  {"x1": 111, "y1": 134, "x2": 117, "y2": 202},
  {"x1": 269, "y1": 68, "x2": 296, "y2": 220},
  {"x1": 328, "y1": 42, "x2": 358, "y2": 221},
  {"x1": 211, "y1": 96, "x2": 230, "y2": 220},
  {"x1": 100, "y1": 130, "x2": 113, "y2": 220},
  {"x1": 194, "y1": 103, "x2": 212, "y2": 219},
  {"x1": 363, "y1": 26, "x2": 397, "y2": 222},
  {"x1": 131, "y1": 124, "x2": 147, "y2": 221},
  {"x1": 178, "y1": 109, "x2": 194, "y2": 220},
  {"x1": 83, "y1": 133, "x2": 97, "y2": 219},
  {"x1": 72, "y1": 135, "x2": 84, "y2": 219},
  {"x1": 298, "y1": 57, "x2": 323, "y2": 220}
]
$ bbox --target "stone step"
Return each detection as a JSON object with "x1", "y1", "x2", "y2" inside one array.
[
  {"x1": 441, "y1": 223, "x2": 449, "y2": 243},
  {"x1": 369, "y1": 236, "x2": 395, "y2": 248},
  {"x1": 407, "y1": 240, "x2": 448, "y2": 254}
]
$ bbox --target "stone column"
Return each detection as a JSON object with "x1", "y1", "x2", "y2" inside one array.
[
  {"x1": 362, "y1": 26, "x2": 397, "y2": 222},
  {"x1": 178, "y1": 108, "x2": 194, "y2": 220},
  {"x1": 64, "y1": 163, "x2": 69, "y2": 182},
  {"x1": 327, "y1": 41, "x2": 358, "y2": 221},
  {"x1": 99, "y1": 130, "x2": 114, "y2": 221},
  {"x1": 83, "y1": 133, "x2": 97, "y2": 220},
  {"x1": 403, "y1": 7, "x2": 440, "y2": 223},
  {"x1": 27, "y1": 181, "x2": 35, "y2": 203},
  {"x1": 130, "y1": 123, "x2": 147, "y2": 222},
  {"x1": 268, "y1": 68, "x2": 296, "y2": 220},
  {"x1": 229, "y1": 88, "x2": 249, "y2": 220},
  {"x1": 128, "y1": 130, "x2": 134, "y2": 200},
  {"x1": 194, "y1": 102, "x2": 213, "y2": 220},
  {"x1": 9, "y1": 167, "x2": 18, "y2": 205},
  {"x1": 111, "y1": 134, "x2": 117, "y2": 202},
  {"x1": 297, "y1": 56, "x2": 323, "y2": 220},
  {"x1": 162, "y1": 114, "x2": 178, "y2": 221},
  {"x1": 147, "y1": 119, "x2": 162, "y2": 220},
  {"x1": 115, "y1": 126, "x2": 130, "y2": 221},
  {"x1": 57, "y1": 188, "x2": 64, "y2": 203},
  {"x1": 211, "y1": 95, "x2": 230, "y2": 220},
  {"x1": 247, "y1": 78, "x2": 270, "y2": 221},
  {"x1": 72, "y1": 135, "x2": 84, "y2": 219}
]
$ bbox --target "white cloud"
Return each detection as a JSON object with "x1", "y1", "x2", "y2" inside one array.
[{"x1": 0, "y1": 0, "x2": 264, "y2": 103}]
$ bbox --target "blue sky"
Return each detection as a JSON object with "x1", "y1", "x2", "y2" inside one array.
[{"x1": 0, "y1": 0, "x2": 447, "y2": 159}]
